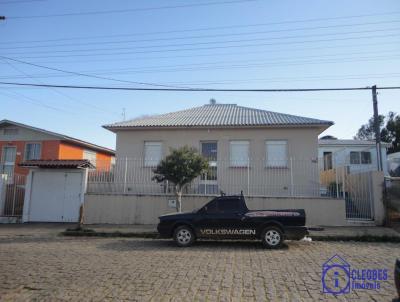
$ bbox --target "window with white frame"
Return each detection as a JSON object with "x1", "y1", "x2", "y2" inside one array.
[
  {"x1": 266, "y1": 140, "x2": 288, "y2": 167},
  {"x1": 144, "y1": 141, "x2": 162, "y2": 167},
  {"x1": 83, "y1": 150, "x2": 97, "y2": 166},
  {"x1": 24, "y1": 143, "x2": 41, "y2": 160},
  {"x1": 230, "y1": 140, "x2": 249, "y2": 167},
  {"x1": 350, "y1": 151, "x2": 372, "y2": 165}
]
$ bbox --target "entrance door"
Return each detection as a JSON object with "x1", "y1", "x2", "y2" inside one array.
[
  {"x1": 1, "y1": 146, "x2": 16, "y2": 178},
  {"x1": 200, "y1": 141, "x2": 218, "y2": 194}
]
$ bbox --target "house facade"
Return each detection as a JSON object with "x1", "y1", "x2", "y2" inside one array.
[
  {"x1": 102, "y1": 103, "x2": 333, "y2": 196},
  {"x1": 318, "y1": 139, "x2": 388, "y2": 175},
  {"x1": 0, "y1": 120, "x2": 115, "y2": 178}
]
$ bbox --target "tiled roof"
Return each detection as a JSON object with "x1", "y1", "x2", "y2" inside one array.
[
  {"x1": 0, "y1": 119, "x2": 115, "y2": 155},
  {"x1": 104, "y1": 104, "x2": 333, "y2": 130},
  {"x1": 19, "y1": 160, "x2": 95, "y2": 169}
]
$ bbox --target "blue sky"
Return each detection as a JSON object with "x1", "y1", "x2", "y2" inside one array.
[{"x1": 1, "y1": 0, "x2": 399, "y2": 149}]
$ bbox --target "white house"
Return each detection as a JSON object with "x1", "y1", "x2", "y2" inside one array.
[{"x1": 318, "y1": 139, "x2": 389, "y2": 175}]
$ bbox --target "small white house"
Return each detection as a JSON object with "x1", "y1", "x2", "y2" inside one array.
[{"x1": 318, "y1": 139, "x2": 389, "y2": 175}]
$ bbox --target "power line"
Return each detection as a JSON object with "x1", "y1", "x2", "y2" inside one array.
[
  {"x1": 1, "y1": 0, "x2": 46, "y2": 4},
  {"x1": 4, "y1": 10, "x2": 400, "y2": 44},
  {"x1": 0, "y1": 56, "x2": 192, "y2": 89},
  {"x1": 1, "y1": 58, "x2": 121, "y2": 117},
  {"x1": 1, "y1": 81, "x2": 400, "y2": 92},
  {"x1": 2, "y1": 53, "x2": 399, "y2": 79},
  {"x1": 7, "y1": 0, "x2": 258, "y2": 19},
  {"x1": 2, "y1": 19, "x2": 400, "y2": 51},
  {"x1": 5, "y1": 41, "x2": 397, "y2": 65},
  {"x1": 0, "y1": 90, "x2": 73, "y2": 113},
  {"x1": 12, "y1": 32, "x2": 400, "y2": 60},
  {"x1": 4, "y1": 27, "x2": 400, "y2": 56}
]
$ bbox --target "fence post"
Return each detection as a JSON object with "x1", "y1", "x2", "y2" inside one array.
[
  {"x1": 0, "y1": 174, "x2": 7, "y2": 216},
  {"x1": 290, "y1": 157, "x2": 294, "y2": 196},
  {"x1": 123, "y1": 157, "x2": 128, "y2": 193},
  {"x1": 342, "y1": 167, "x2": 346, "y2": 199},
  {"x1": 205, "y1": 172, "x2": 207, "y2": 195},
  {"x1": 247, "y1": 157, "x2": 250, "y2": 196}
]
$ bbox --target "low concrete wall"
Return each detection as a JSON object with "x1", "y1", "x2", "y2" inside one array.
[{"x1": 84, "y1": 194, "x2": 348, "y2": 226}]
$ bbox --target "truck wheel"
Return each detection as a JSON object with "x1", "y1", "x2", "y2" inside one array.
[
  {"x1": 261, "y1": 226, "x2": 283, "y2": 249},
  {"x1": 173, "y1": 225, "x2": 195, "y2": 247}
]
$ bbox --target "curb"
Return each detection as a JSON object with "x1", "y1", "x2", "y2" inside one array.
[{"x1": 61, "y1": 230, "x2": 400, "y2": 243}]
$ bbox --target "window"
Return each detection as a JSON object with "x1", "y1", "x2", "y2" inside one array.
[
  {"x1": 266, "y1": 140, "x2": 288, "y2": 167},
  {"x1": 323, "y1": 152, "x2": 333, "y2": 171},
  {"x1": 1, "y1": 146, "x2": 16, "y2": 177},
  {"x1": 203, "y1": 199, "x2": 218, "y2": 213},
  {"x1": 83, "y1": 150, "x2": 97, "y2": 166},
  {"x1": 350, "y1": 151, "x2": 360, "y2": 164},
  {"x1": 201, "y1": 141, "x2": 217, "y2": 161},
  {"x1": 230, "y1": 141, "x2": 249, "y2": 167},
  {"x1": 24, "y1": 143, "x2": 41, "y2": 160},
  {"x1": 217, "y1": 198, "x2": 243, "y2": 213},
  {"x1": 350, "y1": 151, "x2": 372, "y2": 165},
  {"x1": 3, "y1": 128, "x2": 18, "y2": 135},
  {"x1": 361, "y1": 151, "x2": 372, "y2": 164},
  {"x1": 144, "y1": 141, "x2": 162, "y2": 167},
  {"x1": 201, "y1": 141, "x2": 217, "y2": 182}
]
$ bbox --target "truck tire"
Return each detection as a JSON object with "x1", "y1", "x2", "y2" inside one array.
[
  {"x1": 261, "y1": 226, "x2": 283, "y2": 249},
  {"x1": 173, "y1": 225, "x2": 195, "y2": 247}
]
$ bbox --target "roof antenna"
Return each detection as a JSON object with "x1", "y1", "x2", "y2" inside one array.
[
  {"x1": 122, "y1": 108, "x2": 126, "y2": 121},
  {"x1": 209, "y1": 98, "x2": 216, "y2": 105}
]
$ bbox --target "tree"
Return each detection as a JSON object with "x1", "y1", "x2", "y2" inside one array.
[
  {"x1": 386, "y1": 112, "x2": 400, "y2": 153},
  {"x1": 355, "y1": 112, "x2": 400, "y2": 153},
  {"x1": 320, "y1": 135, "x2": 337, "y2": 140},
  {"x1": 152, "y1": 146, "x2": 209, "y2": 212},
  {"x1": 354, "y1": 114, "x2": 387, "y2": 141}
]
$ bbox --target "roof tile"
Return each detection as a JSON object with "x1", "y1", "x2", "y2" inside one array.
[{"x1": 104, "y1": 104, "x2": 333, "y2": 129}]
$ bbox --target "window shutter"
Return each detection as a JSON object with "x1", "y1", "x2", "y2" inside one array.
[
  {"x1": 266, "y1": 141, "x2": 288, "y2": 167},
  {"x1": 230, "y1": 141, "x2": 249, "y2": 167},
  {"x1": 144, "y1": 142, "x2": 162, "y2": 167}
]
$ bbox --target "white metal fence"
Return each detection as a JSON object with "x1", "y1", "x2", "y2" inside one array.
[
  {"x1": 0, "y1": 174, "x2": 26, "y2": 217},
  {"x1": 87, "y1": 157, "x2": 323, "y2": 197}
]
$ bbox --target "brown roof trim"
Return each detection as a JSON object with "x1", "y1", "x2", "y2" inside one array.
[{"x1": 19, "y1": 159, "x2": 95, "y2": 169}]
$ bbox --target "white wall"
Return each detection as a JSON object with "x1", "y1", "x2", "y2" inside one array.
[
  {"x1": 84, "y1": 194, "x2": 348, "y2": 226},
  {"x1": 319, "y1": 145, "x2": 388, "y2": 175}
]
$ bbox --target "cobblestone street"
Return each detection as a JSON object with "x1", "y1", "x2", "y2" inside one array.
[{"x1": 0, "y1": 230, "x2": 398, "y2": 301}]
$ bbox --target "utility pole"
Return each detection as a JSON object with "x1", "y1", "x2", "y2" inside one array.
[{"x1": 372, "y1": 85, "x2": 383, "y2": 171}]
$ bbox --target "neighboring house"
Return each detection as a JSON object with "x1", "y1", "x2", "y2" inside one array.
[
  {"x1": 388, "y1": 152, "x2": 400, "y2": 176},
  {"x1": 0, "y1": 119, "x2": 115, "y2": 178},
  {"x1": 318, "y1": 139, "x2": 388, "y2": 175},
  {"x1": 103, "y1": 103, "x2": 333, "y2": 196}
]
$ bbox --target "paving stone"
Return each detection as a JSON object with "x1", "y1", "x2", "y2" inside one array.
[{"x1": 0, "y1": 233, "x2": 398, "y2": 301}]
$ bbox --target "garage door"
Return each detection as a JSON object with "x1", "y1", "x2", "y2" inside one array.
[{"x1": 28, "y1": 171, "x2": 83, "y2": 222}]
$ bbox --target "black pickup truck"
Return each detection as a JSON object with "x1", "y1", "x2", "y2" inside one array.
[{"x1": 157, "y1": 194, "x2": 308, "y2": 248}]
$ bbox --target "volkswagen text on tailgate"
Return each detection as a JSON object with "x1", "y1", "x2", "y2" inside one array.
[{"x1": 157, "y1": 193, "x2": 308, "y2": 248}]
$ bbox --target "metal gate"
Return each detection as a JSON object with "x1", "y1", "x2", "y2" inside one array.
[
  {"x1": 1, "y1": 174, "x2": 26, "y2": 217},
  {"x1": 343, "y1": 170, "x2": 374, "y2": 221},
  {"x1": 320, "y1": 166, "x2": 374, "y2": 221}
]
